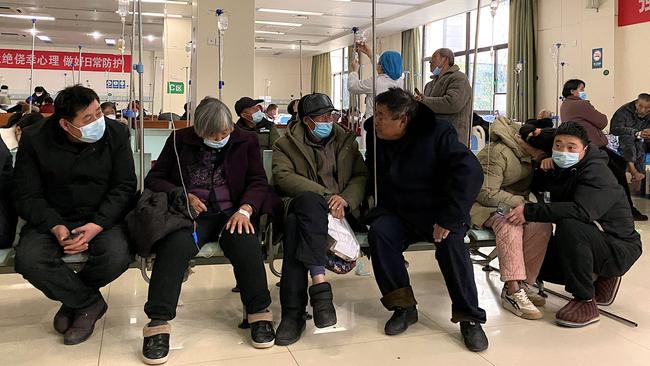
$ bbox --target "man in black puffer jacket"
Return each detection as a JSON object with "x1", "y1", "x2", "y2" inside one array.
[
  {"x1": 365, "y1": 88, "x2": 488, "y2": 352},
  {"x1": 506, "y1": 122, "x2": 642, "y2": 328},
  {"x1": 13, "y1": 85, "x2": 136, "y2": 345}
]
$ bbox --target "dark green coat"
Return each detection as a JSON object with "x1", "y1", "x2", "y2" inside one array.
[{"x1": 272, "y1": 121, "x2": 367, "y2": 216}]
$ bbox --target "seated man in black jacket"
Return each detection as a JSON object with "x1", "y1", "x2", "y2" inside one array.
[
  {"x1": 234, "y1": 97, "x2": 280, "y2": 151},
  {"x1": 13, "y1": 85, "x2": 136, "y2": 345},
  {"x1": 365, "y1": 88, "x2": 488, "y2": 352},
  {"x1": 506, "y1": 122, "x2": 642, "y2": 328}
]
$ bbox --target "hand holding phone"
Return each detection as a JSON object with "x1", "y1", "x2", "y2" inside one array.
[{"x1": 495, "y1": 202, "x2": 512, "y2": 216}]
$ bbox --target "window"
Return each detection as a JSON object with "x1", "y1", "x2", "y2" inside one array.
[
  {"x1": 422, "y1": 0, "x2": 509, "y2": 115},
  {"x1": 331, "y1": 47, "x2": 350, "y2": 110}
]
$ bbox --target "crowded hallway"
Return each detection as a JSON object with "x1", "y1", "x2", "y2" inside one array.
[{"x1": 1, "y1": 0, "x2": 649, "y2": 365}]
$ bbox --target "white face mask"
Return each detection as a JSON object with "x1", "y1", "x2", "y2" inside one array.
[
  {"x1": 203, "y1": 134, "x2": 230, "y2": 149},
  {"x1": 106, "y1": 114, "x2": 117, "y2": 120},
  {"x1": 67, "y1": 115, "x2": 106, "y2": 143},
  {"x1": 35, "y1": 92, "x2": 43, "y2": 97}
]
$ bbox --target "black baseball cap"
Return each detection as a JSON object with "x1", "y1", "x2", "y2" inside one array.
[
  {"x1": 298, "y1": 93, "x2": 336, "y2": 121},
  {"x1": 234, "y1": 97, "x2": 264, "y2": 116}
]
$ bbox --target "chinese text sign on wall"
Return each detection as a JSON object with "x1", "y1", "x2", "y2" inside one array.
[{"x1": 0, "y1": 49, "x2": 132, "y2": 73}]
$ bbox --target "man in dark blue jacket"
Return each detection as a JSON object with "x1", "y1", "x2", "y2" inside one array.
[
  {"x1": 13, "y1": 85, "x2": 136, "y2": 345},
  {"x1": 365, "y1": 88, "x2": 488, "y2": 352}
]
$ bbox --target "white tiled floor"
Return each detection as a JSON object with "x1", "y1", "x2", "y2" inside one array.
[{"x1": 2, "y1": 200, "x2": 650, "y2": 366}]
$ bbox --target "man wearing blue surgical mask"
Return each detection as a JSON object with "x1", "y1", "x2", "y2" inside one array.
[
  {"x1": 234, "y1": 97, "x2": 280, "y2": 151},
  {"x1": 12, "y1": 85, "x2": 136, "y2": 345},
  {"x1": 416, "y1": 47, "x2": 473, "y2": 147},
  {"x1": 272, "y1": 93, "x2": 368, "y2": 346},
  {"x1": 506, "y1": 122, "x2": 641, "y2": 328}
]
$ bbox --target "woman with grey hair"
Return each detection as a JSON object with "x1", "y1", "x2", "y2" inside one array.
[{"x1": 141, "y1": 97, "x2": 280, "y2": 364}]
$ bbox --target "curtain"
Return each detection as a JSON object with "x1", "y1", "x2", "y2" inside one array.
[
  {"x1": 507, "y1": 0, "x2": 537, "y2": 121},
  {"x1": 401, "y1": 27, "x2": 422, "y2": 94},
  {"x1": 311, "y1": 52, "x2": 332, "y2": 96}
]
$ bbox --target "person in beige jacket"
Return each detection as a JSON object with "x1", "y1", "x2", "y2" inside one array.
[{"x1": 470, "y1": 117, "x2": 552, "y2": 320}]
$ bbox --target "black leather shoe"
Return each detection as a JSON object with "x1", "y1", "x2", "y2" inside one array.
[
  {"x1": 632, "y1": 207, "x2": 648, "y2": 221},
  {"x1": 275, "y1": 316, "x2": 306, "y2": 346},
  {"x1": 460, "y1": 321, "x2": 488, "y2": 352},
  {"x1": 251, "y1": 320, "x2": 275, "y2": 349},
  {"x1": 309, "y1": 282, "x2": 337, "y2": 328},
  {"x1": 63, "y1": 296, "x2": 108, "y2": 345},
  {"x1": 384, "y1": 307, "x2": 418, "y2": 336},
  {"x1": 142, "y1": 323, "x2": 171, "y2": 365},
  {"x1": 53, "y1": 304, "x2": 75, "y2": 334}
]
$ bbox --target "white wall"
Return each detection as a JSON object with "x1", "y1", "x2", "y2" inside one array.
[
  {"x1": 537, "y1": 0, "x2": 617, "y2": 120},
  {"x1": 0, "y1": 44, "x2": 157, "y2": 111},
  {"x1": 614, "y1": 18, "x2": 650, "y2": 104},
  {"x1": 537, "y1": 0, "x2": 650, "y2": 123},
  {"x1": 253, "y1": 56, "x2": 311, "y2": 107}
]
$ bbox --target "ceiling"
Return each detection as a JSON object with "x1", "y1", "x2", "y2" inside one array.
[{"x1": 0, "y1": 0, "x2": 487, "y2": 57}]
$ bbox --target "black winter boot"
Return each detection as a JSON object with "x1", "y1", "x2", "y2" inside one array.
[
  {"x1": 275, "y1": 314, "x2": 306, "y2": 346},
  {"x1": 309, "y1": 282, "x2": 337, "y2": 328},
  {"x1": 384, "y1": 306, "x2": 418, "y2": 335}
]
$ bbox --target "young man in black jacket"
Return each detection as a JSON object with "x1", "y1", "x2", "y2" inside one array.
[
  {"x1": 365, "y1": 88, "x2": 488, "y2": 352},
  {"x1": 506, "y1": 122, "x2": 642, "y2": 327},
  {"x1": 13, "y1": 85, "x2": 136, "y2": 345}
]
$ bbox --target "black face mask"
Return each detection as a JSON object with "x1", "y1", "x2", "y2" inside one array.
[{"x1": 527, "y1": 128, "x2": 556, "y2": 150}]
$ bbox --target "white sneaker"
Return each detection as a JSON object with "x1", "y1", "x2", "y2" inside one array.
[
  {"x1": 523, "y1": 283, "x2": 546, "y2": 307},
  {"x1": 501, "y1": 287, "x2": 543, "y2": 320}
]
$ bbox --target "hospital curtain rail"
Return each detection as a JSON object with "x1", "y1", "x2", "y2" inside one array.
[
  {"x1": 507, "y1": 0, "x2": 538, "y2": 122},
  {"x1": 401, "y1": 27, "x2": 422, "y2": 94},
  {"x1": 311, "y1": 52, "x2": 332, "y2": 96}
]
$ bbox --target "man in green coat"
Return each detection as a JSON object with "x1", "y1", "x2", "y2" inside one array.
[{"x1": 272, "y1": 93, "x2": 367, "y2": 346}]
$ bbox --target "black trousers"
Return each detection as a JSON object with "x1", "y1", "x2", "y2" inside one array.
[
  {"x1": 539, "y1": 219, "x2": 640, "y2": 300},
  {"x1": 279, "y1": 192, "x2": 329, "y2": 318},
  {"x1": 14, "y1": 224, "x2": 131, "y2": 309},
  {"x1": 603, "y1": 147, "x2": 636, "y2": 211},
  {"x1": 368, "y1": 213, "x2": 487, "y2": 324},
  {"x1": 144, "y1": 212, "x2": 271, "y2": 321}
]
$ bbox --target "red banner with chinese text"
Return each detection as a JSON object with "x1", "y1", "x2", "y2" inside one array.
[
  {"x1": 0, "y1": 49, "x2": 132, "y2": 73},
  {"x1": 619, "y1": 0, "x2": 650, "y2": 27}
]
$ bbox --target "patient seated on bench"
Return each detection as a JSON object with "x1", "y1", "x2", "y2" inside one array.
[
  {"x1": 364, "y1": 88, "x2": 488, "y2": 352},
  {"x1": 271, "y1": 92, "x2": 368, "y2": 346},
  {"x1": 12, "y1": 85, "x2": 136, "y2": 346},
  {"x1": 135, "y1": 97, "x2": 280, "y2": 364},
  {"x1": 471, "y1": 116, "x2": 552, "y2": 321}
]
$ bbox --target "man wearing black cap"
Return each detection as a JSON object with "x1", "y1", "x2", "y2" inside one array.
[
  {"x1": 272, "y1": 93, "x2": 368, "y2": 346},
  {"x1": 235, "y1": 97, "x2": 280, "y2": 151}
]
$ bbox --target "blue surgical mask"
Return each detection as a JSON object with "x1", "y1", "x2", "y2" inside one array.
[
  {"x1": 252, "y1": 110, "x2": 265, "y2": 124},
  {"x1": 310, "y1": 118, "x2": 333, "y2": 139},
  {"x1": 68, "y1": 115, "x2": 106, "y2": 143},
  {"x1": 432, "y1": 66, "x2": 441, "y2": 77},
  {"x1": 578, "y1": 91, "x2": 588, "y2": 100},
  {"x1": 552, "y1": 150, "x2": 581, "y2": 169},
  {"x1": 203, "y1": 134, "x2": 230, "y2": 149}
]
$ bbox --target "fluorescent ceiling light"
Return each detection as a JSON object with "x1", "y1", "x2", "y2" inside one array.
[
  {"x1": 255, "y1": 30, "x2": 285, "y2": 35},
  {"x1": 119, "y1": 11, "x2": 183, "y2": 18},
  {"x1": 105, "y1": 38, "x2": 117, "y2": 45},
  {"x1": 146, "y1": 35, "x2": 156, "y2": 41},
  {"x1": 88, "y1": 31, "x2": 102, "y2": 39},
  {"x1": 139, "y1": 0, "x2": 189, "y2": 4},
  {"x1": 257, "y1": 8, "x2": 323, "y2": 16},
  {"x1": 255, "y1": 20, "x2": 302, "y2": 27},
  {"x1": 0, "y1": 14, "x2": 55, "y2": 21},
  {"x1": 36, "y1": 35, "x2": 51, "y2": 42}
]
